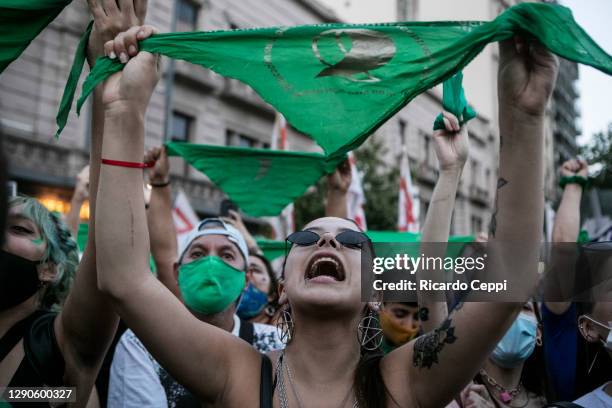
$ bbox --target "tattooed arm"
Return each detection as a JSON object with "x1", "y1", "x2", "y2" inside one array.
[
  {"x1": 380, "y1": 37, "x2": 558, "y2": 408},
  {"x1": 417, "y1": 111, "x2": 468, "y2": 333}
]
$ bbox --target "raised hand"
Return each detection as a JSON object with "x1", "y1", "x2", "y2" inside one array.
[
  {"x1": 87, "y1": 0, "x2": 148, "y2": 66},
  {"x1": 498, "y1": 36, "x2": 559, "y2": 117},
  {"x1": 432, "y1": 111, "x2": 469, "y2": 173},
  {"x1": 327, "y1": 158, "x2": 352, "y2": 194},
  {"x1": 560, "y1": 158, "x2": 588, "y2": 178},
  {"x1": 74, "y1": 165, "x2": 90, "y2": 202},
  {"x1": 102, "y1": 26, "x2": 160, "y2": 110},
  {"x1": 460, "y1": 383, "x2": 494, "y2": 408},
  {"x1": 145, "y1": 146, "x2": 170, "y2": 185}
]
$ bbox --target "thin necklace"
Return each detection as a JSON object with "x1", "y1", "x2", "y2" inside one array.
[
  {"x1": 480, "y1": 369, "x2": 528, "y2": 408},
  {"x1": 277, "y1": 351, "x2": 358, "y2": 408}
]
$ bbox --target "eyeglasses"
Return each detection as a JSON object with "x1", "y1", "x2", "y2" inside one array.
[{"x1": 286, "y1": 230, "x2": 370, "y2": 250}]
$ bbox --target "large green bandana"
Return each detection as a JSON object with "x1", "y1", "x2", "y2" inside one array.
[
  {"x1": 164, "y1": 72, "x2": 472, "y2": 216},
  {"x1": 165, "y1": 142, "x2": 344, "y2": 216},
  {"x1": 178, "y1": 255, "x2": 246, "y2": 315},
  {"x1": 0, "y1": 0, "x2": 72, "y2": 74},
  {"x1": 60, "y1": 2, "x2": 612, "y2": 155},
  {"x1": 0, "y1": 0, "x2": 91, "y2": 139}
]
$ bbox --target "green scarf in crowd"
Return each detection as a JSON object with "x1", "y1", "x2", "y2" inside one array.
[
  {"x1": 63, "y1": 2, "x2": 611, "y2": 152},
  {"x1": 0, "y1": 0, "x2": 92, "y2": 139},
  {"x1": 0, "y1": 0, "x2": 72, "y2": 73},
  {"x1": 165, "y1": 142, "x2": 342, "y2": 216}
]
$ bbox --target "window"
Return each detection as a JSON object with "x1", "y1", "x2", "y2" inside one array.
[
  {"x1": 398, "y1": 119, "x2": 407, "y2": 147},
  {"x1": 471, "y1": 215, "x2": 483, "y2": 234},
  {"x1": 471, "y1": 160, "x2": 480, "y2": 186},
  {"x1": 171, "y1": 111, "x2": 194, "y2": 142},
  {"x1": 226, "y1": 129, "x2": 257, "y2": 147},
  {"x1": 238, "y1": 135, "x2": 255, "y2": 148},
  {"x1": 420, "y1": 200, "x2": 429, "y2": 226},
  {"x1": 177, "y1": 0, "x2": 198, "y2": 31},
  {"x1": 423, "y1": 133, "x2": 431, "y2": 166}
]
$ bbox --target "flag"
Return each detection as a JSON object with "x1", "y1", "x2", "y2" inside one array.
[
  {"x1": 346, "y1": 152, "x2": 367, "y2": 231},
  {"x1": 398, "y1": 147, "x2": 419, "y2": 232},
  {"x1": 270, "y1": 112, "x2": 288, "y2": 151},
  {"x1": 65, "y1": 2, "x2": 612, "y2": 148},
  {"x1": 172, "y1": 189, "x2": 200, "y2": 250},
  {"x1": 265, "y1": 112, "x2": 294, "y2": 238}
]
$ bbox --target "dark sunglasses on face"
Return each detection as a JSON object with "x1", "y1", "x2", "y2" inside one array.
[{"x1": 286, "y1": 229, "x2": 370, "y2": 250}]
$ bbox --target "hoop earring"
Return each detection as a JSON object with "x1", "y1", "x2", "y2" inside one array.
[
  {"x1": 357, "y1": 310, "x2": 383, "y2": 351},
  {"x1": 276, "y1": 306, "x2": 294, "y2": 345}
]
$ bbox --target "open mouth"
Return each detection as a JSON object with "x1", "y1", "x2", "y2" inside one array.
[{"x1": 305, "y1": 252, "x2": 346, "y2": 282}]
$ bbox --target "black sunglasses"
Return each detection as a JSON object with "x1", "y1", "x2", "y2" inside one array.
[{"x1": 286, "y1": 229, "x2": 370, "y2": 250}]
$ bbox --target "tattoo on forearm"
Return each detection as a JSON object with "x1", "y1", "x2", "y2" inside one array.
[
  {"x1": 453, "y1": 301, "x2": 464, "y2": 312},
  {"x1": 488, "y1": 178, "x2": 508, "y2": 238},
  {"x1": 418, "y1": 307, "x2": 429, "y2": 322},
  {"x1": 413, "y1": 318, "x2": 457, "y2": 368}
]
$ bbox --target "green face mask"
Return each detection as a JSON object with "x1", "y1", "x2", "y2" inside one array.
[{"x1": 178, "y1": 256, "x2": 246, "y2": 315}]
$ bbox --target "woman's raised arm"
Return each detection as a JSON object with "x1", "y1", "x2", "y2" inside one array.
[
  {"x1": 53, "y1": 2, "x2": 148, "y2": 403},
  {"x1": 417, "y1": 111, "x2": 468, "y2": 333},
  {"x1": 382, "y1": 37, "x2": 559, "y2": 408},
  {"x1": 95, "y1": 28, "x2": 261, "y2": 405}
]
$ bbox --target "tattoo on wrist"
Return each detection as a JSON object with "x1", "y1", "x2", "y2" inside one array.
[
  {"x1": 413, "y1": 318, "x2": 457, "y2": 369},
  {"x1": 488, "y1": 178, "x2": 508, "y2": 238}
]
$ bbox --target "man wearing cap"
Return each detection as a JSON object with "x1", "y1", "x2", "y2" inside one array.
[{"x1": 108, "y1": 218, "x2": 283, "y2": 408}]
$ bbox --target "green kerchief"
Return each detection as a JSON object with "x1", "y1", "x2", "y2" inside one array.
[
  {"x1": 0, "y1": 0, "x2": 72, "y2": 73},
  {"x1": 433, "y1": 72, "x2": 477, "y2": 130},
  {"x1": 62, "y1": 2, "x2": 611, "y2": 153},
  {"x1": 165, "y1": 142, "x2": 344, "y2": 216}
]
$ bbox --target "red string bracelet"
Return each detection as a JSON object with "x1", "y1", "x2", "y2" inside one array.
[{"x1": 101, "y1": 158, "x2": 155, "y2": 168}]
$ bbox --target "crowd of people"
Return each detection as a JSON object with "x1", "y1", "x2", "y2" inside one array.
[{"x1": 0, "y1": 1, "x2": 610, "y2": 407}]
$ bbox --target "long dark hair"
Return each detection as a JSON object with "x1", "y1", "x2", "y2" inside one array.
[
  {"x1": 281, "y1": 218, "x2": 389, "y2": 407},
  {"x1": 353, "y1": 305, "x2": 395, "y2": 408},
  {"x1": 521, "y1": 302, "x2": 549, "y2": 399}
]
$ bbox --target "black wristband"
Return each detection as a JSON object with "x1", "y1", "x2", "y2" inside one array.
[
  {"x1": 150, "y1": 180, "x2": 171, "y2": 188},
  {"x1": 559, "y1": 175, "x2": 589, "y2": 189}
]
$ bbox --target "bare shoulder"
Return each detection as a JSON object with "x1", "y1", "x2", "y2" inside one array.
[
  {"x1": 216, "y1": 345, "x2": 275, "y2": 407},
  {"x1": 380, "y1": 342, "x2": 419, "y2": 408}
]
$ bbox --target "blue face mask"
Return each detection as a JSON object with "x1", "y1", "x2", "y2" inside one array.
[
  {"x1": 236, "y1": 282, "x2": 269, "y2": 320},
  {"x1": 491, "y1": 313, "x2": 538, "y2": 368}
]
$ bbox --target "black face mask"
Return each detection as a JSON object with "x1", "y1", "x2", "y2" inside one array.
[{"x1": 0, "y1": 250, "x2": 41, "y2": 311}]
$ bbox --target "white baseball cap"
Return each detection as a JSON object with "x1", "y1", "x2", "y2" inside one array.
[{"x1": 178, "y1": 218, "x2": 249, "y2": 268}]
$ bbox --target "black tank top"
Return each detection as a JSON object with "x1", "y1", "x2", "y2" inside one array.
[
  {"x1": 260, "y1": 354, "x2": 273, "y2": 408},
  {"x1": 1, "y1": 311, "x2": 65, "y2": 407}
]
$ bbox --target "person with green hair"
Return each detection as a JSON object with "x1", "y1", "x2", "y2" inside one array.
[{"x1": 5, "y1": 195, "x2": 79, "y2": 311}]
